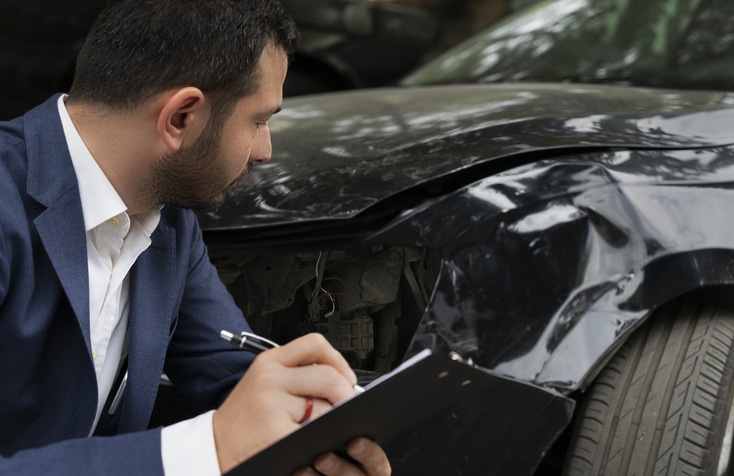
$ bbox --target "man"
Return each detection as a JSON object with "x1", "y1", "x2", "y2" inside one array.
[{"x1": 0, "y1": 0, "x2": 391, "y2": 475}]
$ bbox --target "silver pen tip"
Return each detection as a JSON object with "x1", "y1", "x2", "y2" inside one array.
[{"x1": 220, "y1": 330, "x2": 235, "y2": 340}]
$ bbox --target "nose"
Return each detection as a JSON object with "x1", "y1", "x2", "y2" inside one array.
[{"x1": 250, "y1": 125, "x2": 272, "y2": 163}]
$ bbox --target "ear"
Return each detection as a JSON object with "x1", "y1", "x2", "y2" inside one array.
[{"x1": 156, "y1": 87, "x2": 209, "y2": 152}]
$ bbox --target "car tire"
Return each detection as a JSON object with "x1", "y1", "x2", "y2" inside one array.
[{"x1": 563, "y1": 293, "x2": 734, "y2": 476}]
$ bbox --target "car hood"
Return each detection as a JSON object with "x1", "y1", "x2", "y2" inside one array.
[{"x1": 198, "y1": 83, "x2": 734, "y2": 230}]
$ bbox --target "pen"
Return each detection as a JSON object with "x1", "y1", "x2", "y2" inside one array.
[
  {"x1": 108, "y1": 371, "x2": 127, "y2": 415},
  {"x1": 220, "y1": 330, "x2": 280, "y2": 353},
  {"x1": 220, "y1": 329, "x2": 365, "y2": 393}
]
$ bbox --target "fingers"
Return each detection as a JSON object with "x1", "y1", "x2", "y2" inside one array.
[
  {"x1": 303, "y1": 397, "x2": 332, "y2": 423},
  {"x1": 347, "y1": 438, "x2": 392, "y2": 476},
  {"x1": 292, "y1": 395, "x2": 332, "y2": 424},
  {"x1": 253, "y1": 333, "x2": 358, "y2": 404},
  {"x1": 213, "y1": 332, "x2": 363, "y2": 473},
  {"x1": 292, "y1": 453, "x2": 352, "y2": 476},
  {"x1": 282, "y1": 393, "x2": 331, "y2": 424},
  {"x1": 279, "y1": 362, "x2": 358, "y2": 404},
  {"x1": 270, "y1": 333, "x2": 358, "y2": 385},
  {"x1": 292, "y1": 439, "x2": 392, "y2": 476}
]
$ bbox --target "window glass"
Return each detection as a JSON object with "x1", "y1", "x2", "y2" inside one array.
[
  {"x1": 668, "y1": 0, "x2": 734, "y2": 89},
  {"x1": 401, "y1": 0, "x2": 734, "y2": 90}
]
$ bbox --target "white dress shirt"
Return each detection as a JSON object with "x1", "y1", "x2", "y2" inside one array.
[{"x1": 58, "y1": 96, "x2": 220, "y2": 475}]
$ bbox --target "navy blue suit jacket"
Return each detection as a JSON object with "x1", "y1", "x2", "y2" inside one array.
[{"x1": 0, "y1": 96, "x2": 255, "y2": 474}]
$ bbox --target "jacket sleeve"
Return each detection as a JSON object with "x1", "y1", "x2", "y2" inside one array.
[{"x1": 0, "y1": 429, "x2": 163, "y2": 476}]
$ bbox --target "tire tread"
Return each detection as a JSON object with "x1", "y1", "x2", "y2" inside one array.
[{"x1": 563, "y1": 295, "x2": 734, "y2": 476}]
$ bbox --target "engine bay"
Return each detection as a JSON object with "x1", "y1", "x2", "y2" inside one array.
[{"x1": 213, "y1": 245, "x2": 441, "y2": 374}]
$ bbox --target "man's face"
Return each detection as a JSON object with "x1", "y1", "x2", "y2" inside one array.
[{"x1": 151, "y1": 43, "x2": 288, "y2": 210}]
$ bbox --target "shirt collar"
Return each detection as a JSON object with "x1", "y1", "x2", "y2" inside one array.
[{"x1": 57, "y1": 95, "x2": 131, "y2": 232}]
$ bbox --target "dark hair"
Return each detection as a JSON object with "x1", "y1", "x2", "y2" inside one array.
[{"x1": 68, "y1": 0, "x2": 299, "y2": 111}]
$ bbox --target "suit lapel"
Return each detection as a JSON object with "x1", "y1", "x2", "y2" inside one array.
[
  {"x1": 118, "y1": 222, "x2": 178, "y2": 432},
  {"x1": 24, "y1": 95, "x2": 92, "y2": 357}
]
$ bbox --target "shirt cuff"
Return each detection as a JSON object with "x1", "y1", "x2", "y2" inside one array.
[{"x1": 161, "y1": 410, "x2": 221, "y2": 476}]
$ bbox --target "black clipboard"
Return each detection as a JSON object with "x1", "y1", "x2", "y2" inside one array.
[{"x1": 225, "y1": 350, "x2": 504, "y2": 475}]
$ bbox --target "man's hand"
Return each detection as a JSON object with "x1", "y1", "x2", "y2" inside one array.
[
  {"x1": 293, "y1": 438, "x2": 392, "y2": 476},
  {"x1": 212, "y1": 333, "x2": 391, "y2": 475}
]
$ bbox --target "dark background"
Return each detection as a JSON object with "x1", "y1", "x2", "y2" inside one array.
[{"x1": 0, "y1": 0, "x2": 522, "y2": 120}]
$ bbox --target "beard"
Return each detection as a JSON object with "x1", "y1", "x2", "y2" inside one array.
[{"x1": 144, "y1": 117, "x2": 249, "y2": 211}]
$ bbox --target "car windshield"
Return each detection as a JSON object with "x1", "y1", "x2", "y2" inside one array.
[{"x1": 400, "y1": 0, "x2": 734, "y2": 91}]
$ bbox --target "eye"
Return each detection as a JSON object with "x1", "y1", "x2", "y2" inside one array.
[{"x1": 256, "y1": 121, "x2": 269, "y2": 130}]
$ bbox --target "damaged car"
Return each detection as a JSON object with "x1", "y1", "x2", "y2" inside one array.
[
  {"x1": 191, "y1": 0, "x2": 734, "y2": 472},
  {"x1": 197, "y1": 83, "x2": 734, "y2": 475}
]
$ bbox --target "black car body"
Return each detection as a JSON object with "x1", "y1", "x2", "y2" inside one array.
[{"x1": 198, "y1": 83, "x2": 734, "y2": 474}]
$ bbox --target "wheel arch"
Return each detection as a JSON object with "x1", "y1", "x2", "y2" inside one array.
[
  {"x1": 583, "y1": 284, "x2": 734, "y2": 393},
  {"x1": 535, "y1": 248, "x2": 734, "y2": 393},
  {"x1": 556, "y1": 285, "x2": 734, "y2": 475}
]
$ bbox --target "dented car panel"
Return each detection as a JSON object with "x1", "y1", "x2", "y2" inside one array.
[
  {"x1": 396, "y1": 147, "x2": 734, "y2": 387},
  {"x1": 198, "y1": 83, "x2": 734, "y2": 474}
]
